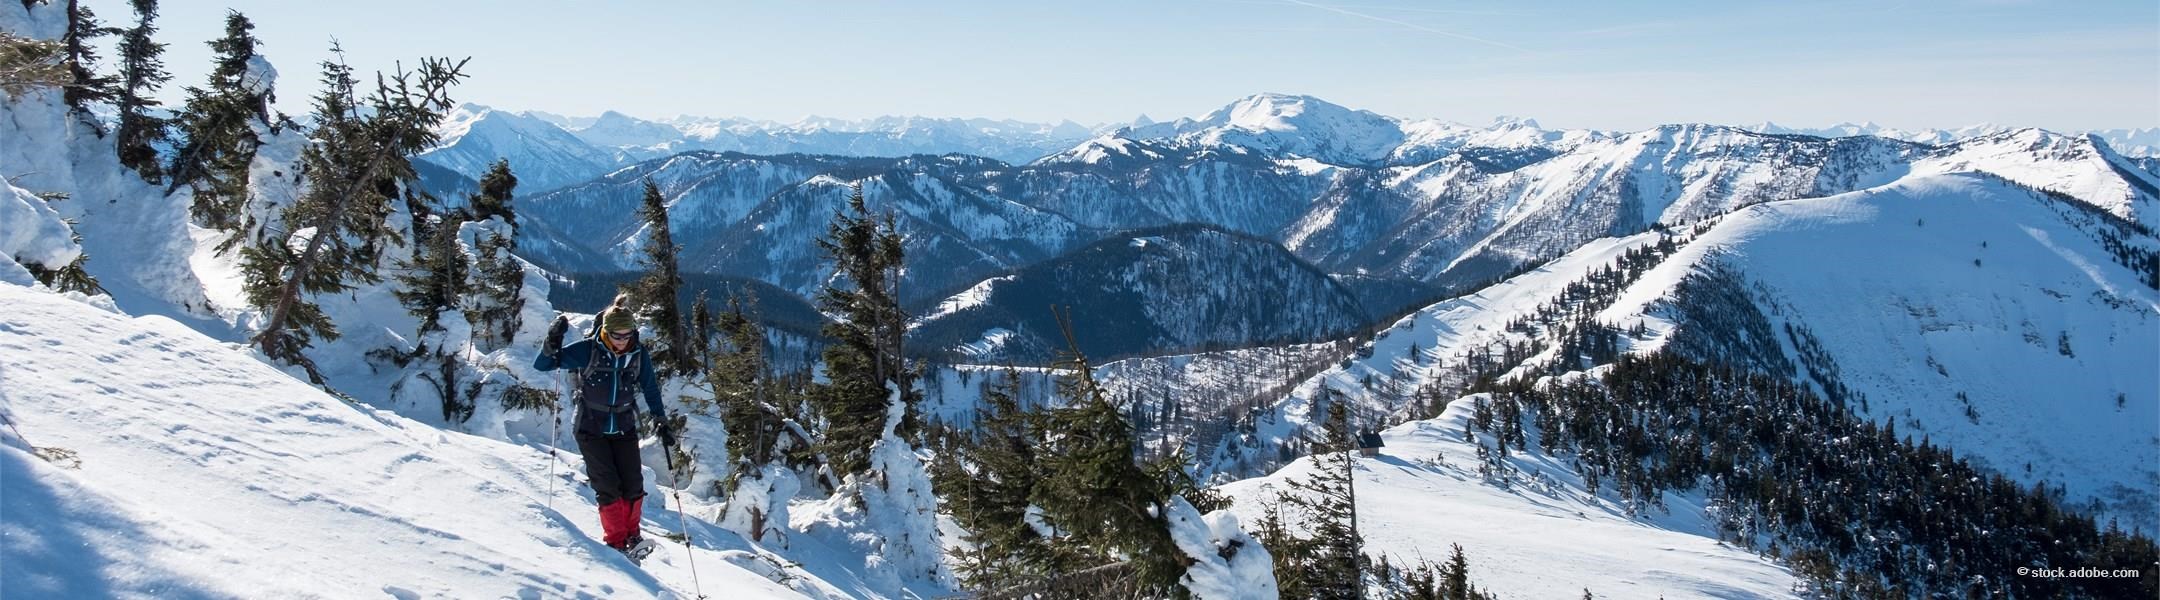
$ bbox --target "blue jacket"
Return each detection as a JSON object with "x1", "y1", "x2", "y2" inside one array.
[{"x1": 534, "y1": 335, "x2": 665, "y2": 437}]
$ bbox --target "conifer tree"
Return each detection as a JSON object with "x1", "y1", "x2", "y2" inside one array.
[
  {"x1": 1399, "y1": 561, "x2": 1440, "y2": 600},
  {"x1": 168, "y1": 10, "x2": 270, "y2": 230},
  {"x1": 688, "y1": 290, "x2": 715, "y2": 362},
  {"x1": 1255, "y1": 499, "x2": 1314, "y2": 599},
  {"x1": 112, "y1": 0, "x2": 169, "y2": 181},
  {"x1": 458, "y1": 163, "x2": 521, "y2": 352},
  {"x1": 60, "y1": 0, "x2": 117, "y2": 115},
  {"x1": 1283, "y1": 392, "x2": 1364, "y2": 599},
  {"x1": 810, "y1": 184, "x2": 914, "y2": 475},
  {"x1": 242, "y1": 48, "x2": 466, "y2": 381},
  {"x1": 708, "y1": 294, "x2": 829, "y2": 541},
  {"x1": 463, "y1": 231, "x2": 523, "y2": 352},
  {"x1": 713, "y1": 295, "x2": 784, "y2": 468},
  {"x1": 393, "y1": 213, "x2": 468, "y2": 338},
  {"x1": 941, "y1": 369, "x2": 1063, "y2": 591},
  {"x1": 1030, "y1": 327, "x2": 1187, "y2": 593},
  {"x1": 1440, "y1": 543, "x2": 1471, "y2": 600},
  {"x1": 469, "y1": 159, "x2": 517, "y2": 231},
  {"x1": 621, "y1": 178, "x2": 691, "y2": 375}
]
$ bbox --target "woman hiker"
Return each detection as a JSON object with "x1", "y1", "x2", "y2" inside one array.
[{"x1": 534, "y1": 306, "x2": 678, "y2": 561}]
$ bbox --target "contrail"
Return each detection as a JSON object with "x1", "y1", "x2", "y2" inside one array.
[{"x1": 1280, "y1": 0, "x2": 1533, "y2": 53}]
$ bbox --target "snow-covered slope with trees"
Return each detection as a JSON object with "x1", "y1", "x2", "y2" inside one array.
[
  {"x1": 1193, "y1": 170, "x2": 2156, "y2": 597},
  {"x1": 1218, "y1": 398, "x2": 1801, "y2": 599},
  {"x1": 1595, "y1": 173, "x2": 2160, "y2": 531},
  {"x1": 512, "y1": 151, "x2": 854, "y2": 273},
  {"x1": 909, "y1": 224, "x2": 1370, "y2": 363}
]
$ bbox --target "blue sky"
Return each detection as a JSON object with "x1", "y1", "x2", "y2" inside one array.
[{"x1": 109, "y1": 0, "x2": 2156, "y2": 131}]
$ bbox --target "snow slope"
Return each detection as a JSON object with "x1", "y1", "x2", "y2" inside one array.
[
  {"x1": 1219, "y1": 396, "x2": 1799, "y2": 599},
  {"x1": 1913, "y1": 129, "x2": 2160, "y2": 230},
  {"x1": 1598, "y1": 173, "x2": 2160, "y2": 531},
  {"x1": 0, "y1": 48, "x2": 217, "y2": 323},
  {"x1": 0, "y1": 284, "x2": 831, "y2": 599}
]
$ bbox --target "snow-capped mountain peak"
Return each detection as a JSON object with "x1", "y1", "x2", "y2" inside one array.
[
  {"x1": 421, "y1": 104, "x2": 620, "y2": 194},
  {"x1": 1181, "y1": 93, "x2": 1406, "y2": 166}
]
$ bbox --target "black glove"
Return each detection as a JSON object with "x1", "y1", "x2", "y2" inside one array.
[
  {"x1": 656, "y1": 420, "x2": 678, "y2": 449},
  {"x1": 544, "y1": 316, "x2": 568, "y2": 359}
]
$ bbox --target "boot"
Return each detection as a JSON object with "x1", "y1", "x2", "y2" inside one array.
[{"x1": 621, "y1": 535, "x2": 657, "y2": 563}]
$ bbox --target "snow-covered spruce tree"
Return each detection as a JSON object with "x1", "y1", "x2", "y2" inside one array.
[
  {"x1": 464, "y1": 230, "x2": 522, "y2": 353},
  {"x1": 167, "y1": 10, "x2": 270, "y2": 231},
  {"x1": 712, "y1": 295, "x2": 780, "y2": 465},
  {"x1": 1030, "y1": 339, "x2": 1188, "y2": 594},
  {"x1": 0, "y1": 30, "x2": 70, "y2": 95},
  {"x1": 710, "y1": 295, "x2": 809, "y2": 543},
  {"x1": 1277, "y1": 393, "x2": 1363, "y2": 599},
  {"x1": 392, "y1": 214, "x2": 468, "y2": 340},
  {"x1": 796, "y1": 183, "x2": 947, "y2": 588},
  {"x1": 391, "y1": 211, "x2": 480, "y2": 423},
  {"x1": 619, "y1": 178, "x2": 692, "y2": 376},
  {"x1": 458, "y1": 159, "x2": 520, "y2": 352},
  {"x1": 936, "y1": 368, "x2": 1065, "y2": 591},
  {"x1": 241, "y1": 48, "x2": 466, "y2": 382},
  {"x1": 112, "y1": 0, "x2": 169, "y2": 182},
  {"x1": 811, "y1": 184, "x2": 914, "y2": 476},
  {"x1": 59, "y1": 0, "x2": 117, "y2": 117}
]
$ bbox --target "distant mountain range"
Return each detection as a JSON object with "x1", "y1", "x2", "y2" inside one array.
[
  {"x1": 424, "y1": 93, "x2": 2158, "y2": 362},
  {"x1": 420, "y1": 96, "x2": 2158, "y2": 198}
]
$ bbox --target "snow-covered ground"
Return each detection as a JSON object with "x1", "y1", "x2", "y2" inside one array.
[
  {"x1": 1224, "y1": 229, "x2": 1679, "y2": 473},
  {"x1": 1599, "y1": 173, "x2": 2160, "y2": 532},
  {"x1": 1219, "y1": 394, "x2": 1800, "y2": 599},
  {"x1": 0, "y1": 284, "x2": 838, "y2": 599}
]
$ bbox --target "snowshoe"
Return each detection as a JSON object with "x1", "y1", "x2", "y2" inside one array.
[{"x1": 620, "y1": 536, "x2": 657, "y2": 564}]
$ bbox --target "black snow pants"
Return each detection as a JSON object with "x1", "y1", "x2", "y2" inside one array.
[{"x1": 575, "y1": 431, "x2": 644, "y2": 505}]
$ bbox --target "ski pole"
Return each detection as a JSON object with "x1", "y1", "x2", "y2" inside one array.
[
  {"x1": 663, "y1": 448, "x2": 708, "y2": 599},
  {"x1": 546, "y1": 369, "x2": 566, "y2": 512}
]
